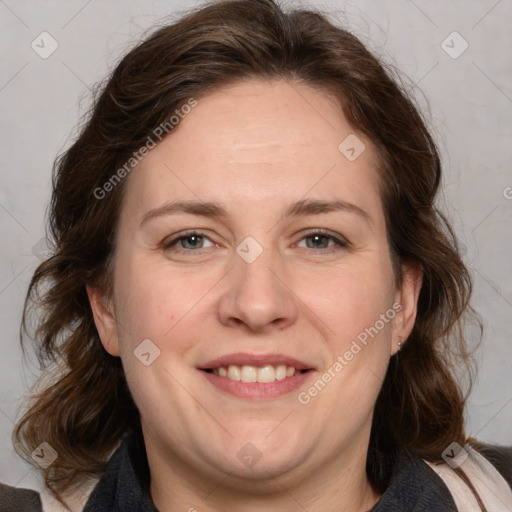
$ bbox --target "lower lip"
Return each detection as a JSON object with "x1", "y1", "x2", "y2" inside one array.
[{"x1": 200, "y1": 370, "x2": 314, "y2": 400}]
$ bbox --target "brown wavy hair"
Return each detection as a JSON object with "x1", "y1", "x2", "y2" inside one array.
[{"x1": 13, "y1": 0, "x2": 479, "y2": 505}]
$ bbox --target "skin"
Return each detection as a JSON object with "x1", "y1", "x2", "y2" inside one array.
[{"x1": 88, "y1": 78, "x2": 422, "y2": 512}]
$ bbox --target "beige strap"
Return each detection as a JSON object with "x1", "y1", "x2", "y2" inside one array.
[
  {"x1": 424, "y1": 444, "x2": 512, "y2": 511},
  {"x1": 39, "y1": 480, "x2": 96, "y2": 512}
]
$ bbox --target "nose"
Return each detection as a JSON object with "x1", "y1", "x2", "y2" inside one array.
[{"x1": 217, "y1": 243, "x2": 299, "y2": 334}]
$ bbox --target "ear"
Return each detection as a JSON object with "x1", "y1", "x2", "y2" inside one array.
[
  {"x1": 390, "y1": 261, "x2": 423, "y2": 356},
  {"x1": 86, "y1": 284, "x2": 120, "y2": 356}
]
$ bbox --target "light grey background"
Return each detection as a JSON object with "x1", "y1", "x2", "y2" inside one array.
[{"x1": 1, "y1": 0, "x2": 511, "y2": 495}]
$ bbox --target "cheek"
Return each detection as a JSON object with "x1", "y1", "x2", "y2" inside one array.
[
  {"x1": 303, "y1": 259, "x2": 396, "y2": 346},
  {"x1": 112, "y1": 255, "x2": 219, "y2": 356},
  {"x1": 112, "y1": 258, "x2": 210, "y2": 427},
  {"x1": 302, "y1": 265, "x2": 395, "y2": 419}
]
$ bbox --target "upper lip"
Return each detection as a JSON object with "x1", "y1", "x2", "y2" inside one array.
[{"x1": 198, "y1": 352, "x2": 314, "y2": 371}]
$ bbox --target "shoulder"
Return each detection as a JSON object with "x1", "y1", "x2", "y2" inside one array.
[
  {"x1": 370, "y1": 449, "x2": 459, "y2": 511},
  {"x1": 423, "y1": 442, "x2": 512, "y2": 511},
  {"x1": 371, "y1": 443, "x2": 512, "y2": 512},
  {"x1": 470, "y1": 441, "x2": 512, "y2": 488},
  {"x1": 0, "y1": 482, "x2": 42, "y2": 512}
]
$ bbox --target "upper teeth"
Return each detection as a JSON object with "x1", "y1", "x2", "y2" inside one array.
[{"x1": 212, "y1": 364, "x2": 299, "y2": 383}]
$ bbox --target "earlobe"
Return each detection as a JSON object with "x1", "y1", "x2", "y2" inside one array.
[
  {"x1": 391, "y1": 262, "x2": 423, "y2": 355},
  {"x1": 86, "y1": 284, "x2": 120, "y2": 357}
]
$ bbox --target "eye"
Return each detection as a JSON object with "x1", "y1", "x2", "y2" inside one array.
[
  {"x1": 296, "y1": 229, "x2": 349, "y2": 254},
  {"x1": 162, "y1": 228, "x2": 349, "y2": 256},
  {"x1": 163, "y1": 230, "x2": 215, "y2": 252}
]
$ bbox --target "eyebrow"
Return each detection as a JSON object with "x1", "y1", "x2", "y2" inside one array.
[{"x1": 139, "y1": 198, "x2": 371, "y2": 227}]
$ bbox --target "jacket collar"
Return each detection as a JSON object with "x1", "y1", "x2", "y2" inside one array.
[
  {"x1": 83, "y1": 431, "x2": 157, "y2": 512},
  {"x1": 83, "y1": 431, "x2": 457, "y2": 512}
]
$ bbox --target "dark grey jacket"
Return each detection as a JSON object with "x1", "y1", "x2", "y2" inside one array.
[{"x1": 2, "y1": 435, "x2": 511, "y2": 512}]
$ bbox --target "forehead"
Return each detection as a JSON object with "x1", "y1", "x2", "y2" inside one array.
[{"x1": 122, "y1": 78, "x2": 383, "y2": 226}]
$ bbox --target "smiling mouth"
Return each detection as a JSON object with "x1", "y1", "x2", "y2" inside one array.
[{"x1": 202, "y1": 364, "x2": 311, "y2": 383}]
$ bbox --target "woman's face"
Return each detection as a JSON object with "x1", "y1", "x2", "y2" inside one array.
[{"x1": 89, "y1": 78, "x2": 420, "y2": 489}]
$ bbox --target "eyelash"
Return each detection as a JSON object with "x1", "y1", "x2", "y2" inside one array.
[{"x1": 162, "y1": 229, "x2": 349, "y2": 255}]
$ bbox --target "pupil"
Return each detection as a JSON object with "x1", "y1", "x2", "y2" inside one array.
[
  {"x1": 309, "y1": 235, "x2": 327, "y2": 249},
  {"x1": 184, "y1": 235, "x2": 201, "y2": 249}
]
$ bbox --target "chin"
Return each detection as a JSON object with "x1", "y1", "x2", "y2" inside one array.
[{"x1": 202, "y1": 428, "x2": 307, "y2": 479}]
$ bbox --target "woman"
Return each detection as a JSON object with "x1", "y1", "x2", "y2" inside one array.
[{"x1": 6, "y1": 0, "x2": 512, "y2": 511}]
